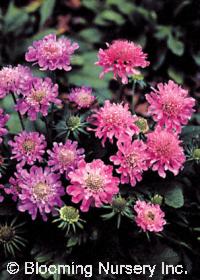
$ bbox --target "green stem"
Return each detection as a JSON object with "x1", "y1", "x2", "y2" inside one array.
[{"x1": 11, "y1": 92, "x2": 25, "y2": 130}]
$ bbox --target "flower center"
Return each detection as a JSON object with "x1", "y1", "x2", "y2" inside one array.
[
  {"x1": 22, "y1": 139, "x2": 36, "y2": 152},
  {"x1": 43, "y1": 43, "x2": 60, "y2": 56},
  {"x1": 32, "y1": 90, "x2": 46, "y2": 102},
  {"x1": 33, "y1": 182, "x2": 49, "y2": 200},
  {"x1": 145, "y1": 211, "x2": 155, "y2": 221},
  {"x1": 67, "y1": 116, "x2": 81, "y2": 131},
  {"x1": 126, "y1": 153, "x2": 138, "y2": 168},
  {"x1": 162, "y1": 96, "x2": 181, "y2": 116},
  {"x1": 85, "y1": 173, "x2": 103, "y2": 191},
  {"x1": 155, "y1": 141, "x2": 172, "y2": 158},
  {"x1": 0, "y1": 226, "x2": 15, "y2": 243},
  {"x1": 76, "y1": 93, "x2": 92, "y2": 106},
  {"x1": 59, "y1": 149, "x2": 75, "y2": 164},
  {"x1": 59, "y1": 206, "x2": 79, "y2": 223},
  {"x1": 192, "y1": 148, "x2": 200, "y2": 160}
]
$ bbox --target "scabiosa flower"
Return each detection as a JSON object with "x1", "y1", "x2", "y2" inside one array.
[
  {"x1": 146, "y1": 80, "x2": 195, "y2": 132},
  {"x1": 5, "y1": 176, "x2": 22, "y2": 202},
  {"x1": 134, "y1": 200, "x2": 166, "y2": 232},
  {"x1": 8, "y1": 132, "x2": 46, "y2": 168},
  {"x1": 96, "y1": 40, "x2": 150, "y2": 84},
  {"x1": 0, "y1": 109, "x2": 9, "y2": 144},
  {"x1": 25, "y1": 34, "x2": 79, "y2": 71},
  {"x1": 110, "y1": 140, "x2": 149, "y2": 187},
  {"x1": 89, "y1": 100, "x2": 139, "y2": 146},
  {"x1": 15, "y1": 77, "x2": 61, "y2": 120},
  {"x1": 0, "y1": 65, "x2": 32, "y2": 98},
  {"x1": 47, "y1": 140, "x2": 85, "y2": 178},
  {"x1": 67, "y1": 159, "x2": 119, "y2": 212},
  {"x1": 68, "y1": 86, "x2": 95, "y2": 109},
  {"x1": 17, "y1": 166, "x2": 64, "y2": 221},
  {"x1": 147, "y1": 127, "x2": 185, "y2": 178}
]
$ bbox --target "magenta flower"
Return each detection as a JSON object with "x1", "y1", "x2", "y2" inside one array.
[
  {"x1": 147, "y1": 127, "x2": 185, "y2": 178},
  {"x1": 96, "y1": 40, "x2": 150, "y2": 84},
  {"x1": 17, "y1": 166, "x2": 64, "y2": 221},
  {"x1": 8, "y1": 131, "x2": 46, "y2": 168},
  {"x1": 0, "y1": 65, "x2": 32, "y2": 98},
  {"x1": 0, "y1": 109, "x2": 9, "y2": 144},
  {"x1": 146, "y1": 80, "x2": 195, "y2": 132},
  {"x1": 67, "y1": 159, "x2": 119, "y2": 212},
  {"x1": 68, "y1": 86, "x2": 95, "y2": 109},
  {"x1": 110, "y1": 139, "x2": 149, "y2": 187},
  {"x1": 15, "y1": 77, "x2": 61, "y2": 120},
  {"x1": 25, "y1": 34, "x2": 79, "y2": 71},
  {"x1": 6, "y1": 175, "x2": 22, "y2": 202},
  {"x1": 89, "y1": 100, "x2": 139, "y2": 146},
  {"x1": 134, "y1": 200, "x2": 166, "y2": 232},
  {"x1": 47, "y1": 140, "x2": 85, "y2": 178}
]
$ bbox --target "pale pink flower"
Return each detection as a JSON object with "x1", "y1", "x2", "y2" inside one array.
[
  {"x1": 0, "y1": 109, "x2": 9, "y2": 144},
  {"x1": 96, "y1": 40, "x2": 149, "y2": 84},
  {"x1": 67, "y1": 159, "x2": 119, "y2": 212},
  {"x1": 146, "y1": 80, "x2": 195, "y2": 132},
  {"x1": 68, "y1": 86, "x2": 95, "y2": 109},
  {"x1": 8, "y1": 131, "x2": 46, "y2": 168},
  {"x1": 17, "y1": 166, "x2": 64, "y2": 221},
  {"x1": 47, "y1": 140, "x2": 85, "y2": 178},
  {"x1": 134, "y1": 200, "x2": 166, "y2": 232},
  {"x1": 110, "y1": 139, "x2": 149, "y2": 187},
  {"x1": 89, "y1": 100, "x2": 139, "y2": 146},
  {"x1": 25, "y1": 34, "x2": 79, "y2": 71},
  {"x1": 0, "y1": 65, "x2": 32, "y2": 98},
  {"x1": 147, "y1": 127, "x2": 185, "y2": 178},
  {"x1": 15, "y1": 77, "x2": 61, "y2": 120}
]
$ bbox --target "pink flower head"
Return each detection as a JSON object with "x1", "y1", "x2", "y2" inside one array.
[
  {"x1": 0, "y1": 109, "x2": 9, "y2": 144},
  {"x1": 110, "y1": 139, "x2": 149, "y2": 187},
  {"x1": 146, "y1": 80, "x2": 195, "y2": 132},
  {"x1": 47, "y1": 140, "x2": 85, "y2": 178},
  {"x1": 5, "y1": 175, "x2": 22, "y2": 202},
  {"x1": 96, "y1": 40, "x2": 150, "y2": 84},
  {"x1": 68, "y1": 86, "x2": 96, "y2": 109},
  {"x1": 67, "y1": 159, "x2": 119, "y2": 212},
  {"x1": 0, "y1": 65, "x2": 32, "y2": 98},
  {"x1": 15, "y1": 77, "x2": 61, "y2": 120},
  {"x1": 8, "y1": 131, "x2": 46, "y2": 168},
  {"x1": 17, "y1": 166, "x2": 64, "y2": 221},
  {"x1": 25, "y1": 33, "x2": 79, "y2": 71},
  {"x1": 134, "y1": 200, "x2": 166, "y2": 232},
  {"x1": 147, "y1": 127, "x2": 185, "y2": 178},
  {"x1": 89, "y1": 100, "x2": 139, "y2": 146}
]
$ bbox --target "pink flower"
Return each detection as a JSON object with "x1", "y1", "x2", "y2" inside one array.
[
  {"x1": 89, "y1": 100, "x2": 139, "y2": 146},
  {"x1": 47, "y1": 140, "x2": 85, "y2": 178},
  {"x1": 25, "y1": 34, "x2": 79, "y2": 71},
  {"x1": 68, "y1": 86, "x2": 96, "y2": 109},
  {"x1": 5, "y1": 175, "x2": 22, "y2": 202},
  {"x1": 8, "y1": 131, "x2": 46, "y2": 168},
  {"x1": 146, "y1": 80, "x2": 195, "y2": 132},
  {"x1": 67, "y1": 159, "x2": 119, "y2": 212},
  {"x1": 17, "y1": 166, "x2": 64, "y2": 221},
  {"x1": 0, "y1": 65, "x2": 32, "y2": 98},
  {"x1": 110, "y1": 139, "x2": 149, "y2": 187},
  {"x1": 15, "y1": 77, "x2": 61, "y2": 120},
  {"x1": 0, "y1": 109, "x2": 9, "y2": 144},
  {"x1": 96, "y1": 40, "x2": 150, "y2": 84},
  {"x1": 147, "y1": 127, "x2": 185, "y2": 178},
  {"x1": 134, "y1": 200, "x2": 166, "y2": 232}
]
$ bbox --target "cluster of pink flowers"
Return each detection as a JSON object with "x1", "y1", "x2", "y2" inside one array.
[
  {"x1": 68, "y1": 86, "x2": 95, "y2": 109},
  {"x1": 134, "y1": 200, "x2": 166, "y2": 232},
  {"x1": 146, "y1": 80, "x2": 195, "y2": 132},
  {"x1": 47, "y1": 140, "x2": 85, "y2": 178},
  {"x1": 67, "y1": 159, "x2": 119, "y2": 212},
  {"x1": 25, "y1": 34, "x2": 79, "y2": 71},
  {"x1": 0, "y1": 65, "x2": 32, "y2": 98},
  {"x1": 8, "y1": 131, "x2": 46, "y2": 168},
  {"x1": 0, "y1": 109, "x2": 9, "y2": 143},
  {"x1": 15, "y1": 77, "x2": 61, "y2": 120},
  {"x1": 89, "y1": 100, "x2": 139, "y2": 146},
  {"x1": 11, "y1": 166, "x2": 64, "y2": 221},
  {"x1": 96, "y1": 40, "x2": 150, "y2": 84}
]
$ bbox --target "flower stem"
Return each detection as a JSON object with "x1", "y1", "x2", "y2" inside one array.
[
  {"x1": 131, "y1": 80, "x2": 136, "y2": 113},
  {"x1": 11, "y1": 92, "x2": 25, "y2": 130}
]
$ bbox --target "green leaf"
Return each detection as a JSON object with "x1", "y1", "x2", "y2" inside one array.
[
  {"x1": 165, "y1": 184, "x2": 184, "y2": 208},
  {"x1": 3, "y1": 2, "x2": 29, "y2": 33},
  {"x1": 66, "y1": 236, "x2": 79, "y2": 247},
  {"x1": 168, "y1": 67, "x2": 184, "y2": 84},
  {"x1": 40, "y1": 0, "x2": 56, "y2": 26},
  {"x1": 167, "y1": 35, "x2": 184, "y2": 56},
  {"x1": 155, "y1": 25, "x2": 171, "y2": 40},
  {"x1": 192, "y1": 50, "x2": 200, "y2": 66},
  {"x1": 79, "y1": 28, "x2": 101, "y2": 43},
  {"x1": 82, "y1": 0, "x2": 100, "y2": 11},
  {"x1": 95, "y1": 10, "x2": 125, "y2": 26}
]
